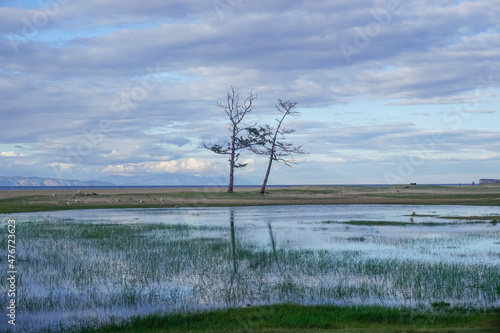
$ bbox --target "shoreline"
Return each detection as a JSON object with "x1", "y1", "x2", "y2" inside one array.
[{"x1": 1, "y1": 184, "x2": 499, "y2": 213}]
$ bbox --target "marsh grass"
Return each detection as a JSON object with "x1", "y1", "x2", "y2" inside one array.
[
  {"x1": 323, "y1": 220, "x2": 497, "y2": 226},
  {"x1": 2, "y1": 213, "x2": 499, "y2": 333},
  {"x1": 323, "y1": 220, "x2": 411, "y2": 226},
  {"x1": 440, "y1": 215, "x2": 500, "y2": 220}
]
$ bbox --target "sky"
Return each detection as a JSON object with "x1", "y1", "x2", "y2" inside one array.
[{"x1": 1, "y1": 0, "x2": 499, "y2": 186}]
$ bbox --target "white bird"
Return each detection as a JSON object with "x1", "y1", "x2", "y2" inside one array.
[
  {"x1": 77, "y1": 190, "x2": 81, "y2": 194},
  {"x1": 139, "y1": 200, "x2": 144, "y2": 203},
  {"x1": 117, "y1": 199, "x2": 121, "y2": 202},
  {"x1": 160, "y1": 198, "x2": 164, "y2": 202},
  {"x1": 75, "y1": 199, "x2": 79, "y2": 203},
  {"x1": 67, "y1": 202, "x2": 70, "y2": 205},
  {"x1": 52, "y1": 194, "x2": 56, "y2": 197}
]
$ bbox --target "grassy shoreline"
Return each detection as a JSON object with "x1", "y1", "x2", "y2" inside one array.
[
  {"x1": 1, "y1": 184, "x2": 500, "y2": 213},
  {"x1": 77, "y1": 304, "x2": 500, "y2": 333}
]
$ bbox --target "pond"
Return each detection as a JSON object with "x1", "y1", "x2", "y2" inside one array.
[{"x1": 1, "y1": 205, "x2": 499, "y2": 332}]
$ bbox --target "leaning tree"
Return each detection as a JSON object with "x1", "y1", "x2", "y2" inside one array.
[
  {"x1": 252, "y1": 99, "x2": 307, "y2": 194},
  {"x1": 203, "y1": 86, "x2": 267, "y2": 193}
]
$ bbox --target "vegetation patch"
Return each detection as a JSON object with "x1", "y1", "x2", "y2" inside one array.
[
  {"x1": 346, "y1": 236, "x2": 366, "y2": 242},
  {"x1": 403, "y1": 214, "x2": 438, "y2": 217},
  {"x1": 439, "y1": 215, "x2": 500, "y2": 221},
  {"x1": 322, "y1": 220, "x2": 498, "y2": 227},
  {"x1": 77, "y1": 304, "x2": 500, "y2": 333}
]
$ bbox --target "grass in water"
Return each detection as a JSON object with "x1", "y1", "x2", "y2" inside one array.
[
  {"x1": 440, "y1": 215, "x2": 500, "y2": 220},
  {"x1": 322, "y1": 220, "x2": 497, "y2": 226},
  {"x1": 6, "y1": 210, "x2": 499, "y2": 332},
  {"x1": 78, "y1": 304, "x2": 500, "y2": 333}
]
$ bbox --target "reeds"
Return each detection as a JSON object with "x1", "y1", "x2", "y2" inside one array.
[{"x1": 2, "y1": 211, "x2": 498, "y2": 333}]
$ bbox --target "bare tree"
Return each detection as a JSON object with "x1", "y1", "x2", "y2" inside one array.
[
  {"x1": 253, "y1": 99, "x2": 307, "y2": 194},
  {"x1": 203, "y1": 86, "x2": 266, "y2": 193}
]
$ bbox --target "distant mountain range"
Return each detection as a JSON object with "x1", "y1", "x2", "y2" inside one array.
[
  {"x1": 0, "y1": 176, "x2": 114, "y2": 187},
  {"x1": 0, "y1": 174, "x2": 263, "y2": 187}
]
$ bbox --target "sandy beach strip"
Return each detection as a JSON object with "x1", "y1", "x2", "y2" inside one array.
[{"x1": 1, "y1": 185, "x2": 499, "y2": 213}]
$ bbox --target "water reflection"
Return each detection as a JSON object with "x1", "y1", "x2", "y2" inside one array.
[{"x1": 230, "y1": 209, "x2": 237, "y2": 275}]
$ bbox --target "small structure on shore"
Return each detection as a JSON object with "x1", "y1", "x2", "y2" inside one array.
[{"x1": 479, "y1": 179, "x2": 500, "y2": 185}]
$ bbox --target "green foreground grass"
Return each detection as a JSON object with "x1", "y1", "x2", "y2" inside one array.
[{"x1": 78, "y1": 304, "x2": 500, "y2": 333}]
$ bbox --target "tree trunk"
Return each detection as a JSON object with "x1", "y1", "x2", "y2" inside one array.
[
  {"x1": 227, "y1": 165, "x2": 234, "y2": 193},
  {"x1": 227, "y1": 132, "x2": 236, "y2": 193},
  {"x1": 259, "y1": 155, "x2": 273, "y2": 194},
  {"x1": 259, "y1": 135, "x2": 277, "y2": 194}
]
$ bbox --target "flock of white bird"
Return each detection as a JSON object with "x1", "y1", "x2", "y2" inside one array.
[{"x1": 53, "y1": 191, "x2": 167, "y2": 206}]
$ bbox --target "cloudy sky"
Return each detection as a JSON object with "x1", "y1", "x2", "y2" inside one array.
[{"x1": 1, "y1": 0, "x2": 499, "y2": 186}]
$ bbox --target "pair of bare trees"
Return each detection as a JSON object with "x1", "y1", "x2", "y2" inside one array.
[{"x1": 204, "y1": 86, "x2": 306, "y2": 194}]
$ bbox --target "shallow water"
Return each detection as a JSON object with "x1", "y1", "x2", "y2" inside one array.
[
  {"x1": 17, "y1": 204, "x2": 499, "y2": 262},
  {"x1": 19, "y1": 203, "x2": 499, "y2": 225},
  {"x1": 2, "y1": 205, "x2": 499, "y2": 332}
]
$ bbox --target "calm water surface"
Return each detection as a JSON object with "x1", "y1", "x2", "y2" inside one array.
[{"x1": 18, "y1": 204, "x2": 499, "y2": 262}]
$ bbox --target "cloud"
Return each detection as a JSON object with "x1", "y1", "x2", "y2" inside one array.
[
  {"x1": 1, "y1": 151, "x2": 23, "y2": 157},
  {"x1": 439, "y1": 109, "x2": 497, "y2": 115},
  {"x1": 101, "y1": 158, "x2": 215, "y2": 176},
  {"x1": 1, "y1": 0, "x2": 499, "y2": 184}
]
